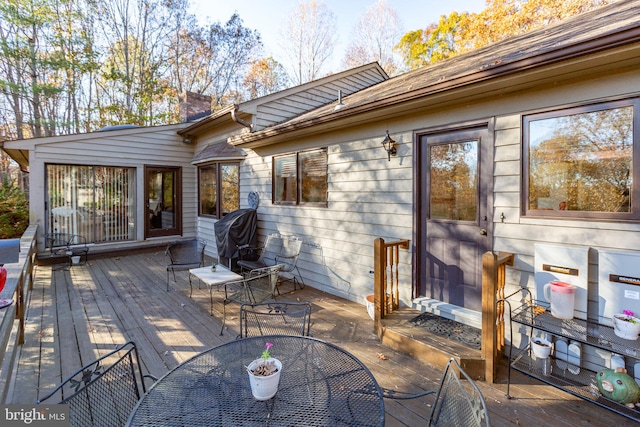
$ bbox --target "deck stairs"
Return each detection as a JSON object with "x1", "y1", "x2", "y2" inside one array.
[{"x1": 379, "y1": 307, "x2": 485, "y2": 379}]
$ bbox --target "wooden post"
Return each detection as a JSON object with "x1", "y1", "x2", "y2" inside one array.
[
  {"x1": 482, "y1": 250, "x2": 514, "y2": 383},
  {"x1": 481, "y1": 251, "x2": 497, "y2": 383},
  {"x1": 373, "y1": 238, "x2": 385, "y2": 337}
]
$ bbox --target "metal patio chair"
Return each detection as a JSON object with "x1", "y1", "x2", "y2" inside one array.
[
  {"x1": 382, "y1": 358, "x2": 491, "y2": 427},
  {"x1": 36, "y1": 341, "x2": 156, "y2": 427},
  {"x1": 165, "y1": 239, "x2": 206, "y2": 291},
  {"x1": 238, "y1": 233, "x2": 304, "y2": 293},
  {"x1": 45, "y1": 232, "x2": 89, "y2": 270},
  {"x1": 219, "y1": 266, "x2": 280, "y2": 335},
  {"x1": 239, "y1": 301, "x2": 312, "y2": 338}
]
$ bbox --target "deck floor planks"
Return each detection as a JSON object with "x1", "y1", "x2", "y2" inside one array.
[
  {"x1": 115, "y1": 251, "x2": 226, "y2": 347},
  {"x1": 90, "y1": 256, "x2": 187, "y2": 373},
  {"x1": 101, "y1": 255, "x2": 218, "y2": 360},
  {"x1": 10, "y1": 250, "x2": 639, "y2": 426}
]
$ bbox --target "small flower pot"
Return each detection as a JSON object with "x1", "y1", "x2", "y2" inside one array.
[
  {"x1": 247, "y1": 358, "x2": 282, "y2": 400},
  {"x1": 613, "y1": 314, "x2": 640, "y2": 341},
  {"x1": 530, "y1": 337, "x2": 552, "y2": 359}
]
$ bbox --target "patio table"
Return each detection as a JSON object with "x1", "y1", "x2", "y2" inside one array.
[
  {"x1": 126, "y1": 335, "x2": 385, "y2": 426},
  {"x1": 189, "y1": 265, "x2": 243, "y2": 315}
]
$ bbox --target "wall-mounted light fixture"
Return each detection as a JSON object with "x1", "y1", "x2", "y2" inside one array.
[{"x1": 381, "y1": 130, "x2": 397, "y2": 161}]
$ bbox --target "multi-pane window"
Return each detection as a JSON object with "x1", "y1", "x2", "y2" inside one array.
[
  {"x1": 198, "y1": 163, "x2": 239, "y2": 218},
  {"x1": 273, "y1": 148, "x2": 327, "y2": 206},
  {"x1": 524, "y1": 99, "x2": 638, "y2": 219}
]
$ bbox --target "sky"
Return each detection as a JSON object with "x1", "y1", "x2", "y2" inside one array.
[{"x1": 188, "y1": 0, "x2": 488, "y2": 72}]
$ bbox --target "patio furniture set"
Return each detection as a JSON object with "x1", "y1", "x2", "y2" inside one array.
[
  {"x1": 164, "y1": 233, "x2": 306, "y2": 335},
  {"x1": 35, "y1": 233, "x2": 491, "y2": 426},
  {"x1": 36, "y1": 335, "x2": 489, "y2": 427}
]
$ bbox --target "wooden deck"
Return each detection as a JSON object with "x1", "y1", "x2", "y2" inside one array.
[{"x1": 10, "y1": 249, "x2": 637, "y2": 426}]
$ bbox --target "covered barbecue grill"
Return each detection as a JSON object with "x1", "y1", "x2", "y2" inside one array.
[{"x1": 214, "y1": 208, "x2": 257, "y2": 270}]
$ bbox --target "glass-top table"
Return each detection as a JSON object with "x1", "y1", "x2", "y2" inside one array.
[{"x1": 126, "y1": 335, "x2": 385, "y2": 426}]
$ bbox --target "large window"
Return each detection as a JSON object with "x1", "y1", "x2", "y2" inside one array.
[
  {"x1": 273, "y1": 148, "x2": 327, "y2": 206},
  {"x1": 524, "y1": 99, "x2": 638, "y2": 220},
  {"x1": 46, "y1": 164, "x2": 135, "y2": 243},
  {"x1": 198, "y1": 163, "x2": 239, "y2": 218}
]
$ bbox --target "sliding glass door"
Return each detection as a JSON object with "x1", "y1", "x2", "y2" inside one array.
[{"x1": 46, "y1": 164, "x2": 135, "y2": 244}]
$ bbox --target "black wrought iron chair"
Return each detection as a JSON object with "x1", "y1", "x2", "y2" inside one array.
[
  {"x1": 36, "y1": 341, "x2": 156, "y2": 427},
  {"x1": 382, "y1": 358, "x2": 491, "y2": 427},
  {"x1": 219, "y1": 266, "x2": 280, "y2": 335},
  {"x1": 165, "y1": 239, "x2": 206, "y2": 291},
  {"x1": 45, "y1": 232, "x2": 89, "y2": 270},
  {"x1": 238, "y1": 233, "x2": 304, "y2": 293},
  {"x1": 239, "y1": 301, "x2": 312, "y2": 338}
]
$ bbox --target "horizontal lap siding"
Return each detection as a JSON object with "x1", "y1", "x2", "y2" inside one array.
[
  {"x1": 240, "y1": 134, "x2": 413, "y2": 303},
  {"x1": 492, "y1": 71, "x2": 640, "y2": 350},
  {"x1": 30, "y1": 125, "x2": 197, "y2": 244}
]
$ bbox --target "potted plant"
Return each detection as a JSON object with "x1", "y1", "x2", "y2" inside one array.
[
  {"x1": 246, "y1": 342, "x2": 282, "y2": 400},
  {"x1": 613, "y1": 310, "x2": 640, "y2": 341},
  {"x1": 530, "y1": 336, "x2": 552, "y2": 359}
]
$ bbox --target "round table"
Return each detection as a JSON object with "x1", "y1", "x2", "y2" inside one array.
[{"x1": 127, "y1": 335, "x2": 385, "y2": 426}]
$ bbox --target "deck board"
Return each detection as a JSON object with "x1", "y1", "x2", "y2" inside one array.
[{"x1": 11, "y1": 249, "x2": 638, "y2": 426}]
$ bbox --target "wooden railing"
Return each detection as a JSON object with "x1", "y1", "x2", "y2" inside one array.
[
  {"x1": 373, "y1": 237, "x2": 409, "y2": 332},
  {"x1": 481, "y1": 250, "x2": 514, "y2": 384},
  {"x1": 0, "y1": 225, "x2": 37, "y2": 402}
]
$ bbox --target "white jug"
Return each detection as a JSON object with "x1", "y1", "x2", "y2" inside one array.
[{"x1": 543, "y1": 280, "x2": 576, "y2": 320}]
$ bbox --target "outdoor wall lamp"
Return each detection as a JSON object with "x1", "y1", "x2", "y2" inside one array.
[{"x1": 381, "y1": 130, "x2": 397, "y2": 161}]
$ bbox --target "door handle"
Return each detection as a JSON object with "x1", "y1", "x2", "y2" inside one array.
[{"x1": 480, "y1": 229, "x2": 487, "y2": 235}]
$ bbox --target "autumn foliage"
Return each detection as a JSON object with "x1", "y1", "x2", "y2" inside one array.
[{"x1": 396, "y1": 0, "x2": 615, "y2": 70}]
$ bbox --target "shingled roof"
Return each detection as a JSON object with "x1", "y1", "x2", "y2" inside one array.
[{"x1": 230, "y1": 0, "x2": 640, "y2": 147}]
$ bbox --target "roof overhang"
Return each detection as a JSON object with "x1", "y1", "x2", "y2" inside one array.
[{"x1": 0, "y1": 142, "x2": 29, "y2": 171}]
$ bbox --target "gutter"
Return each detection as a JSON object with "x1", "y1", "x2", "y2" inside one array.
[{"x1": 231, "y1": 105, "x2": 252, "y2": 129}]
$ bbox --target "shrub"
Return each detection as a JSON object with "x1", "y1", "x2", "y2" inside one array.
[{"x1": 0, "y1": 178, "x2": 29, "y2": 239}]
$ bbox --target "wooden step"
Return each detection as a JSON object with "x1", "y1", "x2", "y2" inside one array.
[{"x1": 379, "y1": 308, "x2": 485, "y2": 380}]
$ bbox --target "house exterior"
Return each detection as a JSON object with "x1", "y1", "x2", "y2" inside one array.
[
  {"x1": 3, "y1": 0, "x2": 640, "y2": 344},
  {"x1": 217, "y1": 0, "x2": 640, "y2": 333},
  {"x1": 0, "y1": 63, "x2": 388, "y2": 256}
]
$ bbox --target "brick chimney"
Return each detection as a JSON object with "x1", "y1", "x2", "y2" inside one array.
[{"x1": 179, "y1": 91, "x2": 212, "y2": 122}]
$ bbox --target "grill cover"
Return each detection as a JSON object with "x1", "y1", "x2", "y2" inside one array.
[{"x1": 214, "y1": 209, "x2": 257, "y2": 265}]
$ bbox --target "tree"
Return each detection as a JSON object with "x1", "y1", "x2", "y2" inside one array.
[
  {"x1": 0, "y1": 0, "x2": 97, "y2": 138},
  {"x1": 342, "y1": 0, "x2": 403, "y2": 76},
  {"x1": 0, "y1": 0, "x2": 266, "y2": 136},
  {"x1": 243, "y1": 57, "x2": 289, "y2": 99},
  {"x1": 0, "y1": 176, "x2": 28, "y2": 238},
  {"x1": 460, "y1": 0, "x2": 616, "y2": 52},
  {"x1": 396, "y1": 12, "x2": 465, "y2": 70},
  {"x1": 396, "y1": 0, "x2": 615, "y2": 71},
  {"x1": 278, "y1": 0, "x2": 337, "y2": 85},
  {"x1": 165, "y1": 12, "x2": 262, "y2": 112}
]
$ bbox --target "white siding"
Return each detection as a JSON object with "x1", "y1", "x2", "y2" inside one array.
[
  {"x1": 237, "y1": 64, "x2": 640, "y2": 316},
  {"x1": 240, "y1": 131, "x2": 414, "y2": 303},
  {"x1": 27, "y1": 124, "x2": 197, "y2": 251}
]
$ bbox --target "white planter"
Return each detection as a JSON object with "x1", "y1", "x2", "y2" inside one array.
[
  {"x1": 613, "y1": 314, "x2": 640, "y2": 341},
  {"x1": 365, "y1": 295, "x2": 375, "y2": 320},
  {"x1": 365, "y1": 294, "x2": 391, "y2": 320},
  {"x1": 530, "y1": 337, "x2": 552, "y2": 359},
  {"x1": 247, "y1": 358, "x2": 282, "y2": 400},
  {"x1": 71, "y1": 256, "x2": 81, "y2": 265}
]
